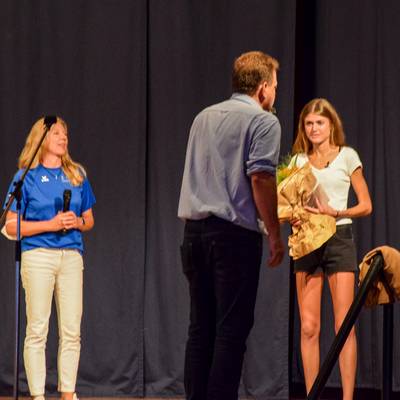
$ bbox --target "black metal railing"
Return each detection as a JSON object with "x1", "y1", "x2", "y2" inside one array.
[{"x1": 307, "y1": 253, "x2": 393, "y2": 400}]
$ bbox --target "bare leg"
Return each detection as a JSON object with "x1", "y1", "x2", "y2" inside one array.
[
  {"x1": 61, "y1": 393, "x2": 74, "y2": 400},
  {"x1": 328, "y1": 272, "x2": 357, "y2": 400},
  {"x1": 296, "y1": 272, "x2": 324, "y2": 394}
]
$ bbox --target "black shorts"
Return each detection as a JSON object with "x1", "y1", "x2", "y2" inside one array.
[{"x1": 293, "y1": 224, "x2": 358, "y2": 275}]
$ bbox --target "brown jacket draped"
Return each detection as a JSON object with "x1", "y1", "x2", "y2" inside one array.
[{"x1": 359, "y1": 246, "x2": 400, "y2": 307}]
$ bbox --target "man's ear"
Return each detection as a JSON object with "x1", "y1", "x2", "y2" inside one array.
[
  {"x1": 263, "y1": 81, "x2": 270, "y2": 91},
  {"x1": 257, "y1": 83, "x2": 265, "y2": 102}
]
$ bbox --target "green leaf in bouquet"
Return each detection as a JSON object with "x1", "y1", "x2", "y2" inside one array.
[{"x1": 276, "y1": 153, "x2": 298, "y2": 185}]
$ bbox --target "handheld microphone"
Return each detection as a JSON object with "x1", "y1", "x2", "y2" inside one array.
[
  {"x1": 62, "y1": 189, "x2": 72, "y2": 234},
  {"x1": 44, "y1": 115, "x2": 57, "y2": 130},
  {"x1": 63, "y1": 189, "x2": 72, "y2": 212}
]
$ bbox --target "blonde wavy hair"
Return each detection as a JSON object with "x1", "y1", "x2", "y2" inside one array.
[
  {"x1": 292, "y1": 98, "x2": 347, "y2": 154},
  {"x1": 18, "y1": 116, "x2": 85, "y2": 186}
]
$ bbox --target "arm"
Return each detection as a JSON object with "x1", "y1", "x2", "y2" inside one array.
[
  {"x1": 305, "y1": 167, "x2": 372, "y2": 218},
  {"x1": 5, "y1": 210, "x2": 65, "y2": 237},
  {"x1": 339, "y1": 167, "x2": 372, "y2": 218},
  {"x1": 55, "y1": 208, "x2": 95, "y2": 232},
  {"x1": 79, "y1": 208, "x2": 95, "y2": 232},
  {"x1": 251, "y1": 171, "x2": 284, "y2": 267},
  {"x1": 5, "y1": 208, "x2": 95, "y2": 236}
]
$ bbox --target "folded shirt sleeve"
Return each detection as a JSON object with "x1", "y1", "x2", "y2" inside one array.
[{"x1": 246, "y1": 114, "x2": 281, "y2": 176}]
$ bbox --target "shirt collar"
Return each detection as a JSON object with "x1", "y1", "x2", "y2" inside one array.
[{"x1": 231, "y1": 93, "x2": 262, "y2": 110}]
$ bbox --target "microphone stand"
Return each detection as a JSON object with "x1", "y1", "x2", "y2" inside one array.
[{"x1": 0, "y1": 116, "x2": 56, "y2": 400}]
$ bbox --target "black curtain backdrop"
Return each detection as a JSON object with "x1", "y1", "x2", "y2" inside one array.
[{"x1": 0, "y1": 1, "x2": 399, "y2": 399}]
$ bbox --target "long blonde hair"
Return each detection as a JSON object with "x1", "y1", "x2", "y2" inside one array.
[
  {"x1": 292, "y1": 98, "x2": 347, "y2": 154},
  {"x1": 18, "y1": 116, "x2": 85, "y2": 186}
]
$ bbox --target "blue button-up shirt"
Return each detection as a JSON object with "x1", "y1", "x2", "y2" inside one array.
[{"x1": 178, "y1": 93, "x2": 281, "y2": 232}]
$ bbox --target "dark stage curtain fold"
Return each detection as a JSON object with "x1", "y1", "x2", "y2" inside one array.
[{"x1": 0, "y1": 0, "x2": 399, "y2": 398}]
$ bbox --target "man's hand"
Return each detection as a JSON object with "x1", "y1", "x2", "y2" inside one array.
[
  {"x1": 268, "y1": 235, "x2": 285, "y2": 267},
  {"x1": 250, "y1": 171, "x2": 285, "y2": 267}
]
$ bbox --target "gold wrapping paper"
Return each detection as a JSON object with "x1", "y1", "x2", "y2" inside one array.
[{"x1": 278, "y1": 162, "x2": 336, "y2": 260}]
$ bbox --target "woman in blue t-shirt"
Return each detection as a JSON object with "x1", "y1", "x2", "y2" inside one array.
[{"x1": 4, "y1": 116, "x2": 95, "y2": 400}]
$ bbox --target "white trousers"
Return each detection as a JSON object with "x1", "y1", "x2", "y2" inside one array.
[{"x1": 21, "y1": 248, "x2": 83, "y2": 396}]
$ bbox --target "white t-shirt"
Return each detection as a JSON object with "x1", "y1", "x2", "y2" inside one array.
[{"x1": 292, "y1": 146, "x2": 362, "y2": 226}]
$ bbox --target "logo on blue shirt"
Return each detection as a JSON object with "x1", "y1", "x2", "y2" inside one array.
[{"x1": 41, "y1": 175, "x2": 49, "y2": 183}]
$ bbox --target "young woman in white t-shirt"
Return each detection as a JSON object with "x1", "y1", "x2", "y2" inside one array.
[{"x1": 291, "y1": 98, "x2": 372, "y2": 400}]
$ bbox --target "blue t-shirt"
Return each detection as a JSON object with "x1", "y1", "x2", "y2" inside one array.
[{"x1": 3, "y1": 164, "x2": 96, "y2": 253}]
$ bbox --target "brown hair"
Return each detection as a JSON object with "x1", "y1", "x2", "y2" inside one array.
[
  {"x1": 292, "y1": 98, "x2": 347, "y2": 154},
  {"x1": 232, "y1": 51, "x2": 279, "y2": 95},
  {"x1": 18, "y1": 116, "x2": 85, "y2": 186}
]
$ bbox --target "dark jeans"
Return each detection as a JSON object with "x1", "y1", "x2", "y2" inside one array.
[{"x1": 181, "y1": 216, "x2": 262, "y2": 400}]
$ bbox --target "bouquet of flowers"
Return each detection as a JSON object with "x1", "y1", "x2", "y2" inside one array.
[
  {"x1": 276, "y1": 155, "x2": 336, "y2": 260},
  {"x1": 276, "y1": 154, "x2": 299, "y2": 186}
]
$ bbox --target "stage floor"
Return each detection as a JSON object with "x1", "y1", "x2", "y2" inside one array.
[
  {"x1": 0, "y1": 390, "x2": 385, "y2": 400},
  {"x1": 0, "y1": 397, "x2": 261, "y2": 400}
]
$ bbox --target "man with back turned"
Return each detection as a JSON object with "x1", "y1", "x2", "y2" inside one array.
[{"x1": 178, "y1": 51, "x2": 284, "y2": 400}]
